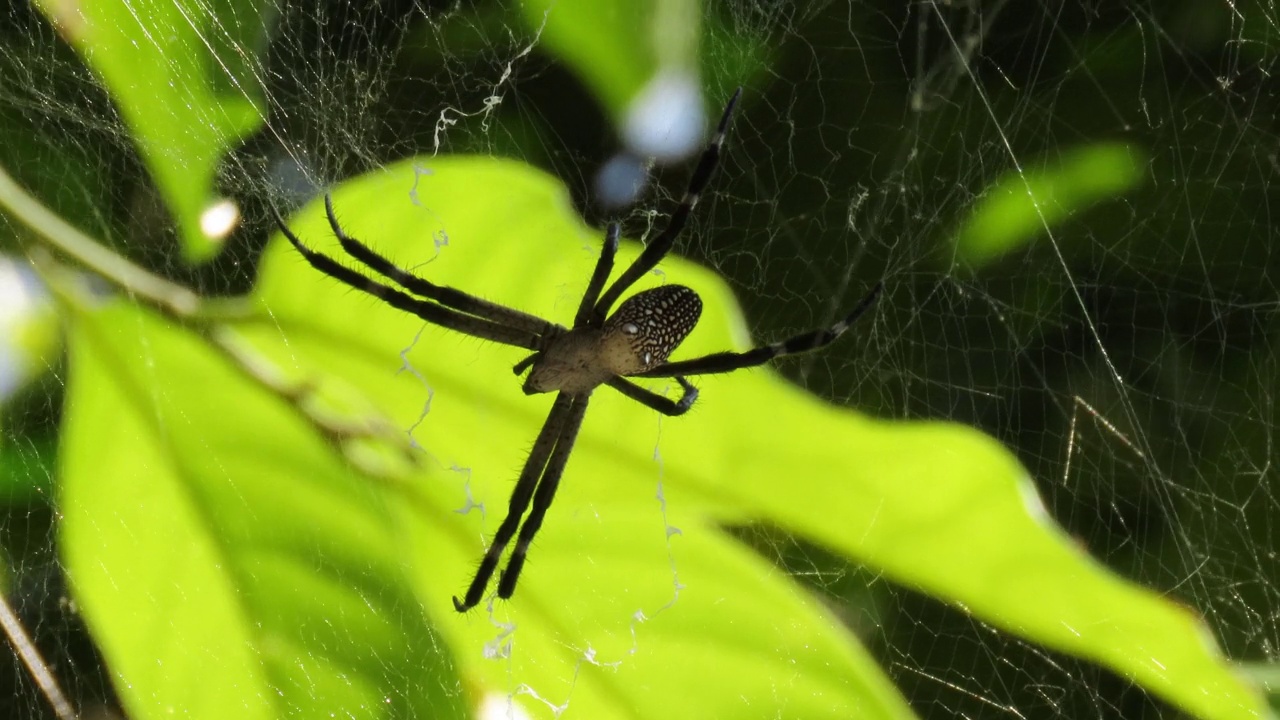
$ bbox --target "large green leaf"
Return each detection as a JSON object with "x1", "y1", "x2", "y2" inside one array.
[
  {"x1": 58, "y1": 155, "x2": 1267, "y2": 719},
  {"x1": 59, "y1": 301, "x2": 465, "y2": 718},
  {"x1": 249, "y1": 158, "x2": 914, "y2": 717},
  {"x1": 254, "y1": 157, "x2": 1264, "y2": 719}
]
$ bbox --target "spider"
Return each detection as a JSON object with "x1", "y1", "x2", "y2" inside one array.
[{"x1": 272, "y1": 88, "x2": 882, "y2": 612}]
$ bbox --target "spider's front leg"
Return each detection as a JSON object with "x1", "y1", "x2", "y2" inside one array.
[
  {"x1": 635, "y1": 282, "x2": 883, "y2": 378},
  {"x1": 607, "y1": 376, "x2": 698, "y2": 416}
]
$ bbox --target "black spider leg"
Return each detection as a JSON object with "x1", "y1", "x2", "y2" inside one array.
[
  {"x1": 634, "y1": 282, "x2": 883, "y2": 378},
  {"x1": 452, "y1": 393, "x2": 581, "y2": 611},
  {"x1": 316, "y1": 196, "x2": 556, "y2": 336},
  {"x1": 496, "y1": 393, "x2": 591, "y2": 599},
  {"x1": 509, "y1": 222, "x2": 622, "y2": 377},
  {"x1": 272, "y1": 207, "x2": 542, "y2": 350},
  {"x1": 574, "y1": 223, "x2": 620, "y2": 327},
  {"x1": 590, "y1": 87, "x2": 743, "y2": 321},
  {"x1": 606, "y1": 376, "x2": 698, "y2": 415}
]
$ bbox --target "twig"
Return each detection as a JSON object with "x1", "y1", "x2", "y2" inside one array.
[
  {"x1": 1062, "y1": 395, "x2": 1145, "y2": 487},
  {"x1": 0, "y1": 164, "x2": 418, "y2": 476},
  {"x1": 0, "y1": 593, "x2": 77, "y2": 720}
]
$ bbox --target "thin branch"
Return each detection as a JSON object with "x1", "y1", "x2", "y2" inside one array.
[
  {"x1": 0, "y1": 165, "x2": 201, "y2": 318},
  {"x1": 0, "y1": 593, "x2": 77, "y2": 720},
  {"x1": 1, "y1": 164, "x2": 417, "y2": 476}
]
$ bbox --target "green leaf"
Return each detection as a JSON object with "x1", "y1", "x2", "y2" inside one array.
[
  {"x1": 516, "y1": 0, "x2": 767, "y2": 119},
  {"x1": 513, "y1": 1, "x2": 769, "y2": 168},
  {"x1": 254, "y1": 157, "x2": 1264, "y2": 719},
  {"x1": 955, "y1": 143, "x2": 1146, "y2": 268},
  {"x1": 33, "y1": 0, "x2": 265, "y2": 262},
  {"x1": 254, "y1": 158, "x2": 915, "y2": 717},
  {"x1": 59, "y1": 300, "x2": 465, "y2": 718},
  {"x1": 520, "y1": 0, "x2": 678, "y2": 112},
  {"x1": 58, "y1": 153, "x2": 1266, "y2": 719}
]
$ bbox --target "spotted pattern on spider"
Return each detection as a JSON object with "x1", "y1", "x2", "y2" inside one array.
[{"x1": 601, "y1": 285, "x2": 703, "y2": 374}]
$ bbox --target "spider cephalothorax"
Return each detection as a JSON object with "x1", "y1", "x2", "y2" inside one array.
[{"x1": 272, "y1": 87, "x2": 882, "y2": 612}]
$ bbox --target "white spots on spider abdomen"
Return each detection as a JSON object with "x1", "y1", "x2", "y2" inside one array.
[{"x1": 601, "y1": 285, "x2": 702, "y2": 375}]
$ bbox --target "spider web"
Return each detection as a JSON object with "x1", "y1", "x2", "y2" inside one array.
[{"x1": 1, "y1": 1, "x2": 1278, "y2": 718}]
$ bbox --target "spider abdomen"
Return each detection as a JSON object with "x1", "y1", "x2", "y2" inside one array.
[{"x1": 602, "y1": 285, "x2": 702, "y2": 375}]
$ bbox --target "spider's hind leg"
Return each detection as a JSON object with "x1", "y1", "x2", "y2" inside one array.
[
  {"x1": 452, "y1": 393, "x2": 577, "y2": 612},
  {"x1": 496, "y1": 394, "x2": 591, "y2": 599}
]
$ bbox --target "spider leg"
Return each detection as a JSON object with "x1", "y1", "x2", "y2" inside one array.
[
  {"x1": 273, "y1": 207, "x2": 543, "y2": 350},
  {"x1": 575, "y1": 223, "x2": 620, "y2": 327},
  {"x1": 512, "y1": 351, "x2": 540, "y2": 376},
  {"x1": 314, "y1": 197, "x2": 557, "y2": 336},
  {"x1": 453, "y1": 393, "x2": 576, "y2": 612},
  {"x1": 497, "y1": 393, "x2": 591, "y2": 599},
  {"x1": 592, "y1": 88, "x2": 742, "y2": 317},
  {"x1": 634, "y1": 282, "x2": 882, "y2": 378},
  {"x1": 606, "y1": 376, "x2": 697, "y2": 416},
  {"x1": 502, "y1": 222, "x2": 618, "y2": 372}
]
